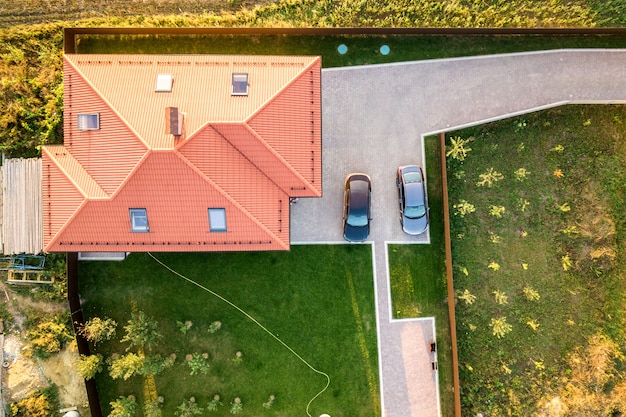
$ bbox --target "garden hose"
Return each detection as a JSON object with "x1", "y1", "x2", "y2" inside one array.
[{"x1": 147, "y1": 252, "x2": 330, "y2": 417}]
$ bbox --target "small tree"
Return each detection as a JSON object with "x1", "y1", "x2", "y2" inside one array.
[
  {"x1": 120, "y1": 310, "x2": 162, "y2": 351},
  {"x1": 186, "y1": 353, "x2": 210, "y2": 376},
  {"x1": 175, "y1": 398, "x2": 203, "y2": 417},
  {"x1": 109, "y1": 352, "x2": 144, "y2": 380},
  {"x1": 108, "y1": 396, "x2": 137, "y2": 417},
  {"x1": 76, "y1": 354, "x2": 103, "y2": 380},
  {"x1": 79, "y1": 317, "x2": 117, "y2": 345},
  {"x1": 141, "y1": 354, "x2": 174, "y2": 376}
]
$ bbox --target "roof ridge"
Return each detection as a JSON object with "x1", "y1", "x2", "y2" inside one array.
[
  {"x1": 242, "y1": 122, "x2": 316, "y2": 194},
  {"x1": 42, "y1": 145, "x2": 107, "y2": 199},
  {"x1": 173, "y1": 150, "x2": 290, "y2": 248}
]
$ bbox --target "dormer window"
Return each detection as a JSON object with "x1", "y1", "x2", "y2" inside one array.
[
  {"x1": 232, "y1": 73, "x2": 248, "y2": 96},
  {"x1": 155, "y1": 74, "x2": 174, "y2": 92},
  {"x1": 129, "y1": 208, "x2": 149, "y2": 232},
  {"x1": 77, "y1": 113, "x2": 100, "y2": 131}
]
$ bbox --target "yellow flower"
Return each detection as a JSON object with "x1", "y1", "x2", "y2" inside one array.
[
  {"x1": 562, "y1": 254, "x2": 572, "y2": 271},
  {"x1": 461, "y1": 267, "x2": 469, "y2": 276},
  {"x1": 522, "y1": 263, "x2": 528, "y2": 270},
  {"x1": 521, "y1": 230, "x2": 528, "y2": 237},
  {"x1": 488, "y1": 261, "x2": 500, "y2": 271},
  {"x1": 553, "y1": 169, "x2": 564, "y2": 178},
  {"x1": 558, "y1": 202, "x2": 571, "y2": 212}
]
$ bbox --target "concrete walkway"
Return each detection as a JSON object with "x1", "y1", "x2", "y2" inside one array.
[{"x1": 291, "y1": 49, "x2": 626, "y2": 417}]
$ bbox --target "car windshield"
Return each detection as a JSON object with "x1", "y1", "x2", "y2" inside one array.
[
  {"x1": 403, "y1": 171, "x2": 422, "y2": 184},
  {"x1": 405, "y1": 204, "x2": 426, "y2": 219}
]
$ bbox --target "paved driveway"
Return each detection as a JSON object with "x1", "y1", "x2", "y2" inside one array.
[{"x1": 291, "y1": 49, "x2": 626, "y2": 417}]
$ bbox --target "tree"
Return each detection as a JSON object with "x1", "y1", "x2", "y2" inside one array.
[
  {"x1": 108, "y1": 352, "x2": 144, "y2": 380},
  {"x1": 120, "y1": 310, "x2": 162, "y2": 351},
  {"x1": 76, "y1": 354, "x2": 103, "y2": 380},
  {"x1": 108, "y1": 396, "x2": 137, "y2": 417},
  {"x1": 79, "y1": 317, "x2": 117, "y2": 345}
]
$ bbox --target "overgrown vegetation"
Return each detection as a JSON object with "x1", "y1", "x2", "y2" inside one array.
[
  {"x1": 447, "y1": 105, "x2": 626, "y2": 415},
  {"x1": 9, "y1": 385, "x2": 59, "y2": 417}
]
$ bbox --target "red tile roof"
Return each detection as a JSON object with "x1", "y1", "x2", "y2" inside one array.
[{"x1": 43, "y1": 54, "x2": 322, "y2": 252}]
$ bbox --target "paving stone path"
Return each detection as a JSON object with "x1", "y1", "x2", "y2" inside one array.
[{"x1": 291, "y1": 49, "x2": 626, "y2": 417}]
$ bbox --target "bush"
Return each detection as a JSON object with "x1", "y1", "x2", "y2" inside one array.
[
  {"x1": 9, "y1": 386, "x2": 59, "y2": 417},
  {"x1": 79, "y1": 316, "x2": 117, "y2": 345},
  {"x1": 26, "y1": 313, "x2": 73, "y2": 358},
  {"x1": 76, "y1": 354, "x2": 103, "y2": 380}
]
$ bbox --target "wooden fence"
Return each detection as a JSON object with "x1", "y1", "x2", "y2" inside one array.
[{"x1": 1, "y1": 158, "x2": 43, "y2": 255}]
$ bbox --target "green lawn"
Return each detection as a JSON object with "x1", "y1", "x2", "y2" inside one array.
[
  {"x1": 76, "y1": 33, "x2": 626, "y2": 68},
  {"x1": 388, "y1": 135, "x2": 453, "y2": 417},
  {"x1": 78, "y1": 246, "x2": 379, "y2": 417},
  {"x1": 447, "y1": 105, "x2": 626, "y2": 415}
]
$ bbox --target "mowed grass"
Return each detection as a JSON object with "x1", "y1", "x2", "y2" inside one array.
[
  {"x1": 447, "y1": 105, "x2": 626, "y2": 415},
  {"x1": 76, "y1": 33, "x2": 626, "y2": 68},
  {"x1": 388, "y1": 134, "x2": 453, "y2": 417},
  {"x1": 78, "y1": 245, "x2": 379, "y2": 417}
]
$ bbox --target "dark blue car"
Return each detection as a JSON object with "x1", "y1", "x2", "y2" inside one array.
[{"x1": 343, "y1": 173, "x2": 372, "y2": 242}]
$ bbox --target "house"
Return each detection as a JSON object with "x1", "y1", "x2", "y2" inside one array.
[{"x1": 42, "y1": 54, "x2": 322, "y2": 253}]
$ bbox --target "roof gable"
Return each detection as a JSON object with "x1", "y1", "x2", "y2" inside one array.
[{"x1": 45, "y1": 152, "x2": 289, "y2": 252}]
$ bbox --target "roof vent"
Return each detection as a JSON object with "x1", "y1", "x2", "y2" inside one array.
[
  {"x1": 232, "y1": 73, "x2": 248, "y2": 96},
  {"x1": 155, "y1": 74, "x2": 174, "y2": 92},
  {"x1": 166, "y1": 107, "x2": 183, "y2": 136}
]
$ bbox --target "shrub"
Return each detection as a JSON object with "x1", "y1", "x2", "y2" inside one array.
[
  {"x1": 9, "y1": 386, "x2": 58, "y2": 417},
  {"x1": 79, "y1": 316, "x2": 117, "y2": 345},
  {"x1": 108, "y1": 396, "x2": 137, "y2": 417},
  {"x1": 186, "y1": 353, "x2": 210, "y2": 376},
  {"x1": 26, "y1": 313, "x2": 73, "y2": 358},
  {"x1": 108, "y1": 352, "x2": 144, "y2": 380},
  {"x1": 120, "y1": 310, "x2": 162, "y2": 351},
  {"x1": 76, "y1": 354, "x2": 103, "y2": 380}
]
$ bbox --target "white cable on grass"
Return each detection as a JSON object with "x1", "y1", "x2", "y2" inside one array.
[{"x1": 147, "y1": 252, "x2": 330, "y2": 417}]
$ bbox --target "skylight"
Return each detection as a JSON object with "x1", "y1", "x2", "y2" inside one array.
[
  {"x1": 155, "y1": 74, "x2": 174, "y2": 92},
  {"x1": 77, "y1": 113, "x2": 100, "y2": 131},
  {"x1": 208, "y1": 208, "x2": 227, "y2": 232},
  {"x1": 231, "y1": 73, "x2": 248, "y2": 96},
  {"x1": 129, "y1": 208, "x2": 149, "y2": 232}
]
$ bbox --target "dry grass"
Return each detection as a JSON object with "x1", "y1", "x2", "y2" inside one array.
[{"x1": 0, "y1": 0, "x2": 277, "y2": 28}]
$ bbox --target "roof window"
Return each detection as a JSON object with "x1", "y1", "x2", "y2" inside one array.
[
  {"x1": 77, "y1": 113, "x2": 100, "y2": 131},
  {"x1": 129, "y1": 208, "x2": 149, "y2": 232},
  {"x1": 155, "y1": 74, "x2": 174, "y2": 92},
  {"x1": 231, "y1": 73, "x2": 248, "y2": 96},
  {"x1": 208, "y1": 208, "x2": 227, "y2": 232}
]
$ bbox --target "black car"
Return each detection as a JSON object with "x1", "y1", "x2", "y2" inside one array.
[
  {"x1": 343, "y1": 173, "x2": 372, "y2": 242},
  {"x1": 397, "y1": 165, "x2": 429, "y2": 235}
]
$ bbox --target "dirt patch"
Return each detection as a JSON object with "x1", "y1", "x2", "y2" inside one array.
[
  {"x1": 3, "y1": 334, "x2": 48, "y2": 402},
  {"x1": 39, "y1": 344, "x2": 90, "y2": 414},
  {"x1": 1, "y1": 283, "x2": 90, "y2": 416}
]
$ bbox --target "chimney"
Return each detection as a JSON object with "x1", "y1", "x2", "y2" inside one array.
[{"x1": 165, "y1": 107, "x2": 183, "y2": 136}]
